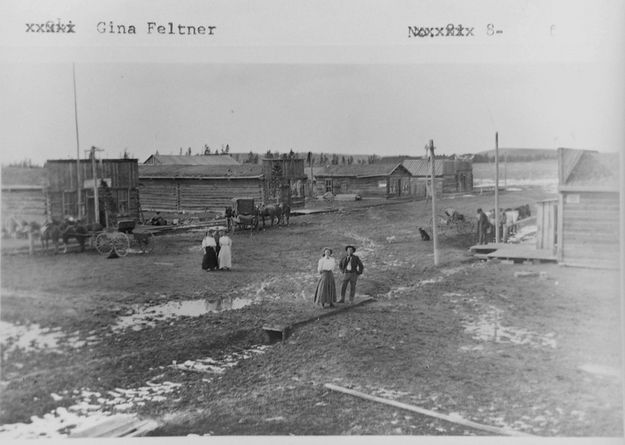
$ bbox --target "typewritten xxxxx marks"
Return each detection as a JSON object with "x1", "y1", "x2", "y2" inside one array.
[
  {"x1": 408, "y1": 23, "x2": 504, "y2": 38},
  {"x1": 25, "y1": 19, "x2": 76, "y2": 33}
]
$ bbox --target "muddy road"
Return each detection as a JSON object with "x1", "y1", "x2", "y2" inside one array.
[{"x1": 1, "y1": 189, "x2": 622, "y2": 437}]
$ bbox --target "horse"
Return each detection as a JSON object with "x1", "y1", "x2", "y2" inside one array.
[
  {"x1": 41, "y1": 221, "x2": 62, "y2": 253},
  {"x1": 60, "y1": 219, "x2": 89, "y2": 253},
  {"x1": 257, "y1": 204, "x2": 280, "y2": 228},
  {"x1": 277, "y1": 203, "x2": 291, "y2": 225}
]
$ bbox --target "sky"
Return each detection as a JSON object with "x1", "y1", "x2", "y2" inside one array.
[{"x1": 0, "y1": 61, "x2": 623, "y2": 165}]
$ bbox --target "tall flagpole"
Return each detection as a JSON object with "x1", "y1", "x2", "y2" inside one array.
[{"x1": 73, "y1": 63, "x2": 82, "y2": 218}]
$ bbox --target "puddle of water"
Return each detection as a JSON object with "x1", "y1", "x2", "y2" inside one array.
[
  {"x1": 462, "y1": 305, "x2": 557, "y2": 349},
  {"x1": 579, "y1": 364, "x2": 621, "y2": 378},
  {"x1": 112, "y1": 297, "x2": 255, "y2": 332},
  {"x1": 0, "y1": 321, "x2": 98, "y2": 358},
  {"x1": 0, "y1": 380, "x2": 180, "y2": 439}
]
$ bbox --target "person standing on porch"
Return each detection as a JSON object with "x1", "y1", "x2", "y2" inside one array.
[
  {"x1": 338, "y1": 245, "x2": 364, "y2": 304},
  {"x1": 476, "y1": 208, "x2": 489, "y2": 245}
]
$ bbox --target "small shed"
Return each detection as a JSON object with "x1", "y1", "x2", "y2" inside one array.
[
  {"x1": 138, "y1": 164, "x2": 264, "y2": 213},
  {"x1": 1, "y1": 166, "x2": 47, "y2": 227},
  {"x1": 402, "y1": 158, "x2": 473, "y2": 198},
  {"x1": 44, "y1": 159, "x2": 140, "y2": 225},
  {"x1": 314, "y1": 163, "x2": 412, "y2": 198},
  {"x1": 557, "y1": 148, "x2": 620, "y2": 269},
  {"x1": 143, "y1": 153, "x2": 240, "y2": 166}
]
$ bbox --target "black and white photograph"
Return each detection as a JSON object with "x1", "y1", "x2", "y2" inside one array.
[{"x1": 0, "y1": 0, "x2": 623, "y2": 441}]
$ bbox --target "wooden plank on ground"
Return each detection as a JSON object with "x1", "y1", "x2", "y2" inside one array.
[
  {"x1": 263, "y1": 297, "x2": 375, "y2": 341},
  {"x1": 70, "y1": 414, "x2": 158, "y2": 437},
  {"x1": 324, "y1": 383, "x2": 535, "y2": 437}
]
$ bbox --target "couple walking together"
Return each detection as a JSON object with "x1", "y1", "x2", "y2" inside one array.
[
  {"x1": 201, "y1": 229, "x2": 232, "y2": 271},
  {"x1": 314, "y1": 245, "x2": 364, "y2": 308}
]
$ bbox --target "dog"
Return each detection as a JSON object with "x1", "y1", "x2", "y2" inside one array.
[{"x1": 418, "y1": 227, "x2": 430, "y2": 241}]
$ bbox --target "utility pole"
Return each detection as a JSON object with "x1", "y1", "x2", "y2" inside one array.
[
  {"x1": 428, "y1": 140, "x2": 439, "y2": 266},
  {"x1": 87, "y1": 146, "x2": 104, "y2": 226},
  {"x1": 495, "y1": 132, "x2": 500, "y2": 243},
  {"x1": 73, "y1": 63, "x2": 82, "y2": 218}
]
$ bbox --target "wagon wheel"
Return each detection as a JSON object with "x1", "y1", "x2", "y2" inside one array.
[
  {"x1": 135, "y1": 232, "x2": 155, "y2": 253},
  {"x1": 112, "y1": 232, "x2": 130, "y2": 257},
  {"x1": 95, "y1": 232, "x2": 113, "y2": 255}
]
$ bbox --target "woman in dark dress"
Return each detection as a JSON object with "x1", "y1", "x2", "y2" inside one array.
[{"x1": 201, "y1": 230, "x2": 219, "y2": 271}]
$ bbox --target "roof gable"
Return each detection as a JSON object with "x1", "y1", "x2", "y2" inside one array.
[{"x1": 561, "y1": 149, "x2": 620, "y2": 189}]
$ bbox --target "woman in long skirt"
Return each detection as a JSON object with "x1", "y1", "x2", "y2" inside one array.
[
  {"x1": 217, "y1": 230, "x2": 232, "y2": 270},
  {"x1": 314, "y1": 247, "x2": 337, "y2": 308},
  {"x1": 201, "y1": 230, "x2": 219, "y2": 271}
]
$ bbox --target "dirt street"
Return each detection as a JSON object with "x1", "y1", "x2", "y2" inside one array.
[{"x1": 0, "y1": 188, "x2": 622, "y2": 437}]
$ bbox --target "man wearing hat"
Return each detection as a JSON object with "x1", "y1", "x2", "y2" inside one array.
[{"x1": 338, "y1": 245, "x2": 364, "y2": 304}]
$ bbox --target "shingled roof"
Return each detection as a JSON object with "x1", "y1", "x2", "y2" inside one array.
[
  {"x1": 138, "y1": 164, "x2": 264, "y2": 179},
  {"x1": 402, "y1": 159, "x2": 444, "y2": 176},
  {"x1": 558, "y1": 148, "x2": 620, "y2": 191},
  {"x1": 143, "y1": 154, "x2": 240, "y2": 166},
  {"x1": 314, "y1": 163, "x2": 409, "y2": 178}
]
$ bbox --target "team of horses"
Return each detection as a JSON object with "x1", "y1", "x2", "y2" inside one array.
[
  {"x1": 225, "y1": 202, "x2": 291, "y2": 232},
  {"x1": 39, "y1": 219, "x2": 97, "y2": 254}
]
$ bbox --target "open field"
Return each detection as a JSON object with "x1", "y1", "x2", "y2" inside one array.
[
  {"x1": 473, "y1": 160, "x2": 558, "y2": 192},
  {"x1": 0, "y1": 186, "x2": 622, "y2": 437}
]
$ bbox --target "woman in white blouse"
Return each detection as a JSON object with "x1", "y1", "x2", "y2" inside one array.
[
  {"x1": 314, "y1": 247, "x2": 337, "y2": 308},
  {"x1": 217, "y1": 230, "x2": 232, "y2": 270}
]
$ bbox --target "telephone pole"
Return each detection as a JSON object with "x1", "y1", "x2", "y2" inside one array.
[
  {"x1": 428, "y1": 140, "x2": 439, "y2": 266},
  {"x1": 495, "y1": 132, "x2": 500, "y2": 243},
  {"x1": 73, "y1": 64, "x2": 82, "y2": 217}
]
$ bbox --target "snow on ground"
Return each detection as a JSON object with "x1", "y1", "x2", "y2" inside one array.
[{"x1": 0, "y1": 321, "x2": 99, "y2": 358}]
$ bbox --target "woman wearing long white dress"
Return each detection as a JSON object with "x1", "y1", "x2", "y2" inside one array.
[
  {"x1": 201, "y1": 230, "x2": 218, "y2": 271},
  {"x1": 218, "y1": 230, "x2": 232, "y2": 270},
  {"x1": 314, "y1": 247, "x2": 337, "y2": 308}
]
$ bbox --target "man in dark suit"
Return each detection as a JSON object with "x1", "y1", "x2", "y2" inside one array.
[{"x1": 338, "y1": 245, "x2": 364, "y2": 304}]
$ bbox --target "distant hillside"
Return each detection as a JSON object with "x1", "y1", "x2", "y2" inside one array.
[{"x1": 472, "y1": 148, "x2": 557, "y2": 163}]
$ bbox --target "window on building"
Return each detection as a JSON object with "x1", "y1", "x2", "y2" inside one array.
[{"x1": 325, "y1": 179, "x2": 333, "y2": 192}]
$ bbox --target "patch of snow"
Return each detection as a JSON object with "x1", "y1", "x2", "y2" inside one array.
[
  {"x1": 462, "y1": 305, "x2": 557, "y2": 349},
  {"x1": 0, "y1": 321, "x2": 99, "y2": 358},
  {"x1": 171, "y1": 345, "x2": 269, "y2": 375},
  {"x1": 0, "y1": 380, "x2": 180, "y2": 439}
]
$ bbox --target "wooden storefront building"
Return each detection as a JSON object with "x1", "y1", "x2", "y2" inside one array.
[
  {"x1": 557, "y1": 148, "x2": 620, "y2": 269},
  {"x1": 138, "y1": 164, "x2": 264, "y2": 214},
  {"x1": 44, "y1": 159, "x2": 140, "y2": 225},
  {"x1": 314, "y1": 163, "x2": 412, "y2": 198}
]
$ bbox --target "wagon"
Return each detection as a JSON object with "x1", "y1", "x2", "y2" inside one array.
[
  {"x1": 425, "y1": 209, "x2": 475, "y2": 239},
  {"x1": 230, "y1": 197, "x2": 258, "y2": 232},
  {"x1": 95, "y1": 220, "x2": 155, "y2": 256}
]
